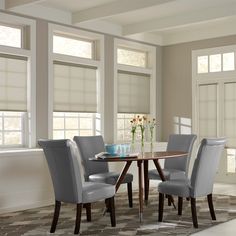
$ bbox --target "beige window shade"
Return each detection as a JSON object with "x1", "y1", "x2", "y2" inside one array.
[
  {"x1": 54, "y1": 63, "x2": 97, "y2": 112},
  {"x1": 118, "y1": 71, "x2": 150, "y2": 113},
  {"x1": 0, "y1": 55, "x2": 27, "y2": 111}
]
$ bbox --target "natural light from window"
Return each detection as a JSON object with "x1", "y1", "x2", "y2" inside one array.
[
  {"x1": 0, "y1": 25, "x2": 21, "y2": 48},
  {"x1": 227, "y1": 148, "x2": 236, "y2": 173},
  {"x1": 53, "y1": 35, "x2": 93, "y2": 59},
  {"x1": 117, "y1": 113, "x2": 146, "y2": 142},
  {"x1": 117, "y1": 48, "x2": 146, "y2": 68},
  {"x1": 0, "y1": 112, "x2": 24, "y2": 146},
  {"x1": 53, "y1": 112, "x2": 101, "y2": 140}
]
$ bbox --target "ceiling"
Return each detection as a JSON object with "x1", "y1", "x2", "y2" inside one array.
[{"x1": 5, "y1": 0, "x2": 236, "y2": 45}]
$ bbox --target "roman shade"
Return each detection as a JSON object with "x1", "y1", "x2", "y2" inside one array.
[
  {"x1": 53, "y1": 62, "x2": 97, "y2": 112},
  {"x1": 0, "y1": 54, "x2": 27, "y2": 111},
  {"x1": 117, "y1": 71, "x2": 150, "y2": 113}
]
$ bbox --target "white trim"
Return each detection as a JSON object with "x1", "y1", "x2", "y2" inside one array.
[
  {"x1": 0, "y1": 13, "x2": 36, "y2": 148},
  {"x1": 48, "y1": 23, "x2": 105, "y2": 138}
]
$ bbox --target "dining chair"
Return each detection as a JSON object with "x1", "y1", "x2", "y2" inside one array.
[
  {"x1": 38, "y1": 139, "x2": 116, "y2": 235},
  {"x1": 158, "y1": 138, "x2": 226, "y2": 228},
  {"x1": 73, "y1": 135, "x2": 133, "y2": 207},
  {"x1": 146, "y1": 134, "x2": 197, "y2": 201}
]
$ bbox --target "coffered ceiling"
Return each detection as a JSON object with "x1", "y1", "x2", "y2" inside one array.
[{"x1": 5, "y1": 0, "x2": 236, "y2": 45}]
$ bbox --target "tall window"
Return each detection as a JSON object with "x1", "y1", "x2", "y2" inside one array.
[
  {"x1": 51, "y1": 29, "x2": 102, "y2": 140},
  {"x1": 115, "y1": 40, "x2": 156, "y2": 142},
  {"x1": 192, "y1": 45, "x2": 236, "y2": 176},
  {"x1": 0, "y1": 20, "x2": 33, "y2": 148}
]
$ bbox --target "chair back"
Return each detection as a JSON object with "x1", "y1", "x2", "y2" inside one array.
[
  {"x1": 164, "y1": 134, "x2": 197, "y2": 175},
  {"x1": 73, "y1": 135, "x2": 109, "y2": 180},
  {"x1": 190, "y1": 138, "x2": 226, "y2": 197},
  {"x1": 38, "y1": 139, "x2": 83, "y2": 203}
]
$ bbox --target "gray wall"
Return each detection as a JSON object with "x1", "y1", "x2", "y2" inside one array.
[{"x1": 162, "y1": 35, "x2": 236, "y2": 141}]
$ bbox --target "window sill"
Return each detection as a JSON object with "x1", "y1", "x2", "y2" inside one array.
[{"x1": 0, "y1": 148, "x2": 43, "y2": 158}]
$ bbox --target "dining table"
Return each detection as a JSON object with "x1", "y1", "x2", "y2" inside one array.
[{"x1": 90, "y1": 151, "x2": 188, "y2": 222}]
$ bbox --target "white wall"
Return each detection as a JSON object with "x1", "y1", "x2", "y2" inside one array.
[{"x1": 0, "y1": 150, "x2": 54, "y2": 213}]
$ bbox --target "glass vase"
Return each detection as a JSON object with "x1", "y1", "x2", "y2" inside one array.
[
  {"x1": 131, "y1": 131, "x2": 136, "y2": 152},
  {"x1": 150, "y1": 128, "x2": 154, "y2": 152}
]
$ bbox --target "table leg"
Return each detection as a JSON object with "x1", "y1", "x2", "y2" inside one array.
[
  {"x1": 115, "y1": 161, "x2": 132, "y2": 192},
  {"x1": 137, "y1": 160, "x2": 143, "y2": 222},
  {"x1": 153, "y1": 159, "x2": 176, "y2": 209},
  {"x1": 143, "y1": 160, "x2": 149, "y2": 204}
]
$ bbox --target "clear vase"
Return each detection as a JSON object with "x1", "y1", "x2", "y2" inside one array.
[
  {"x1": 141, "y1": 131, "x2": 145, "y2": 153},
  {"x1": 150, "y1": 129, "x2": 153, "y2": 153},
  {"x1": 131, "y1": 131, "x2": 135, "y2": 152}
]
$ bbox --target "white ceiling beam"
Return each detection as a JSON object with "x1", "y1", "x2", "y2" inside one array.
[
  {"x1": 72, "y1": 0, "x2": 176, "y2": 24},
  {"x1": 6, "y1": 0, "x2": 46, "y2": 9},
  {"x1": 123, "y1": 3, "x2": 236, "y2": 35}
]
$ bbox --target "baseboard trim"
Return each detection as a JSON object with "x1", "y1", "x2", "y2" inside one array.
[{"x1": 0, "y1": 198, "x2": 54, "y2": 214}]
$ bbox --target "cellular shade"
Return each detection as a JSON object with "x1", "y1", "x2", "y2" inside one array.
[
  {"x1": 118, "y1": 71, "x2": 150, "y2": 113},
  {"x1": 0, "y1": 55, "x2": 27, "y2": 111},
  {"x1": 54, "y1": 63, "x2": 97, "y2": 112}
]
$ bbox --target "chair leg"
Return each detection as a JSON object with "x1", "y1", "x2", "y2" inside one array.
[
  {"x1": 178, "y1": 197, "x2": 183, "y2": 216},
  {"x1": 84, "y1": 203, "x2": 91, "y2": 222},
  {"x1": 127, "y1": 182, "x2": 133, "y2": 208},
  {"x1": 74, "y1": 203, "x2": 82, "y2": 234},
  {"x1": 108, "y1": 197, "x2": 116, "y2": 227},
  {"x1": 190, "y1": 198, "x2": 198, "y2": 228},
  {"x1": 50, "y1": 200, "x2": 61, "y2": 233},
  {"x1": 207, "y1": 194, "x2": 216, "y2": 220},
  {"x1": 158, "y1": 193, "x2": 164, "y2": 222},
  {"x1": 167, "y1": 195, "x2": 172, "y2": 206}
]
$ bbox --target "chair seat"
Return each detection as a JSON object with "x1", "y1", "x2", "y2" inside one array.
[
  {"x1": 148, "y1": 168, "x2": 186, "y2": 180},
  {"x1": 158, "y1": 179, "x2": 191, "y2": 197},
  {"x1": 82, "y1": 182, "x2": 115, "y2": 204},
  {"x1": 89, "y1": 171, "x2": 133, "y2": 185}
]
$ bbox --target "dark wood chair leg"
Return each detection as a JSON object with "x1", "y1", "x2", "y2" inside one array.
[
  {"x1": 74, "y1": 203, "x2": 82, "y2": 234},
  {"x1": 108, "y1": 197, "x2": 116, "y2": 227},
  {"x1": 127, "y1": 182, "x2": 133, "y2": 208},
  {"x1": 50, "y1": 200, "x2": 61, "y2": 233},
  {"x1": 84, "y1": 203, "x2": 91, "y2": 222},
  {"x1": 158, "y1": 193, "x2": 164, "y2": 222},
  {"x1": 178, "y1": 197, "x2": 183, "y2": 216},
  {"x1": 207, "y1": 194, "x2": 216, "y2": 220},
  {"x1": 167, "y1": 195, "x2": 172, "y2": 206},
  {"x1": 190, "y1": 198, "x2": 198, "y2": 228},
  {"x1": 144, "y1": 160, "x2": 149, "y2": 203}
]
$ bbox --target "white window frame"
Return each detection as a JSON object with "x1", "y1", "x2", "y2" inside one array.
[
  {"x1": 192, "y1": 45, "x2": 236, "y2": 177},
  {"x1": 48, "y1": 23, "x2": 104, "y2": 139},
  {"x1": 0, "y1": 13, "x2": 36, "y2": 149},
  {"x1": 114, "y1": 38, "x2": 156, "y2": 143}
]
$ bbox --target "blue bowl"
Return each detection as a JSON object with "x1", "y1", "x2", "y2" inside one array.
[{"x1": 105, "y1": 144, "x2": 117, "y2": 156}]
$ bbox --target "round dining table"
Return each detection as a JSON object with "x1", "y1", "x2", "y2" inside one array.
[{"x1": 90, "y1": 151, "x2": 188, "y2": 222}]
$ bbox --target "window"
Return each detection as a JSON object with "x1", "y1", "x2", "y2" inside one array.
[
  {"x1": 53, "y1": 62, "x2": 100, "y2": 139},
  {"x1": 0, "y1": 24, "x2": 22, "y2": 48},
  {"x1": 53, "y1": 112, "x2": 101, "y2": 139},
  {"x1": 117, "y1": 47, "x2": 146, "y2": 68},
  {"x1": 0, "y1": 55, "x2": 28, "y2": 147},
  {"x1": 197, "y1": 51, "x2": 235, "y2": 74},
  {"x1": 115, "y1": 40, "x2": 156, "y2": 142},
  {"x1": 0, "y1": 14, "x2": 36, "y2": 149},
  {"x1": 117, "y1": 113, "x2": 144, "y2": 141},
  {"x1": 193, "y1": 45, "x2": 236, "y2": 177},
  {"x1": 49, "y1": 27, "x2": 103, "y2": 140},
  {"x1": 53, "y1": 35, "x2": 93, "y2": 59}
]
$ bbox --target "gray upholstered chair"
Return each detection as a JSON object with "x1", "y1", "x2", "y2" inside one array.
[
  {"x1": 146, "y1": 134, "x2": 197, "y2": 201},
  {"x1": 73, "y1": 135, "x2": 133, "y2": 207},
  {"x1": 38, "y1": 139, "x2": 116, "y2": 235},
  {"x1": 158, "y1": 138, "x2": 226, "y2": 228}
]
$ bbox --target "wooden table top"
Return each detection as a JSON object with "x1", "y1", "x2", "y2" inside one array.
[{"x1": 90, "y1": 151, "x2": 188, "y2": 162}]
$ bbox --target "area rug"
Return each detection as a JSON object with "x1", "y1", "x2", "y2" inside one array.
[{"x1": 1, "y1": 188, "x2": 236, "y2": 235}]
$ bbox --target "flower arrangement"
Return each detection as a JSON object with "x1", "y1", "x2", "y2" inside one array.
[
  {"x1": 130, "y1": 115, "x2": 157, "y2": 152},
  {"x1": 138, "y1": 116, "x2": 147, "y2": 151},
  {"x1": 130, "y1": 117, "x2": 138, "y2": 147}
]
